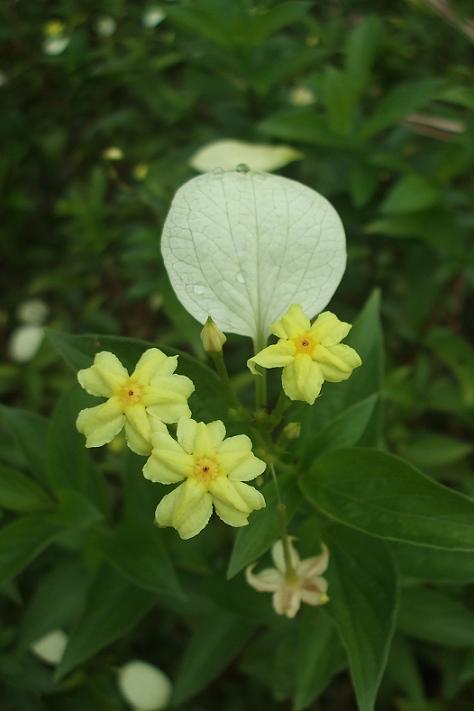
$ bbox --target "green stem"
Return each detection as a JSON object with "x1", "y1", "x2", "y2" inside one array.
[
  {"x1": 210, "y1": 352, "x2": 240, "y2": 409},
  {"x1": 270, "y1": 390, "x2": 291, "y2": 425},
  {"x1": 269, "y1": 462, "x2": 294, "y2": 577}
]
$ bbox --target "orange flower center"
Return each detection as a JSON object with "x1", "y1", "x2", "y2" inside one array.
[
  {"x1": 192, "y1": 456, "x2": 220, "y2": 482},
  {"x1": 117, "y1": 378, "x2": 144, "y2": 407},
  {"x1": 293, "y1": 333, "x2": 315, "y2": 355}
]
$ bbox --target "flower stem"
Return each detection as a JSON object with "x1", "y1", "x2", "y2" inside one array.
[
  {"x1": 269, "y1": 462, "x2": 294, "y2": 577},
  {"x1": 270, "y1": 390, "x2": 291, "y2": 425},
  {"x1": 210, "y1": 351, "x2": 240, "y2": 409}
]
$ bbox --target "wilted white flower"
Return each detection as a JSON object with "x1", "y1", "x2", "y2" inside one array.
[
  {"x1": 8, "y1": 325, "x2": 44, "y2": 363},
  {"x1": 30, "y1": 630, "x2": 68, "y2": 666},
  {"x1": 95, "y1": 16, "x2": 117, "y2": 37},
  {"x1": 143, "y1": 7, "x2": 166, "y2": 28},
  {"x1": 118, "y1": 660, "x2": 172, "y2": 710},
  {"x1": 246, "y1": 538, "x2": 329, "y2": 618},
  {"x1": 17, "y1": 298, "x2": 48, "y2": 325}
]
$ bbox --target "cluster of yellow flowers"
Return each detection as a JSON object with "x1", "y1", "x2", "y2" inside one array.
[
  {"x1": 76, "y1": 348, "x2": 266, "y2": 540},
  {"x1": 75, "y1": 304, "x2": 361, "y2": 617}
]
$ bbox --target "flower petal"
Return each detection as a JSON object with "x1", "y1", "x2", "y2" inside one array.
[
  {"x1": 270, "y1": 304, "x2": 311, "y2": 340},
  {"x1": 213, "y1": 499, "x2": 251, "y2": 527},
  {"x1": 124, "y1": 421, "x2": 151, "y2": 456},
  {"x1": 247, "y1": 341, "x2": 295, "y2": 375},
  {"x1": 245, "y1": 565, "x2": 281, "y2": 592},
  {"x1": 297, "y1": 545, "x2": 329, "y2": 578},
  {"x1": 232, "y1": 481, "x2": 266, "y2": 511},
  {"x1": 300, "y1": 576, "x2": 329, "y2": 606},
  {"x1": 124, "y1": 405, "x2": 152, "y2": 454},
  {"x1": 314, "y1": 343, "x2": 362, "y2": 382},
  {"x1": 228, "y1": 453, "x2": 266, "y2": 481},
  {"x1": 176, "y1": 417, "x2": 198, "y2": 453},
  {"x1": 271, "y1": 537, "x2": 300, "y2": 574},
  {"x1": 281, "y1": 355, "x2": 323, "y2": 404},
  {"x1": 216, "y1": 434, "x2": 253, "y2": 471},
  {"x1": 143, "y1": 375, "x2": 195, "y2": 407},
  {"x1": 194, "y1": 421, "x2": 224, "y2": 456},
  {"x1": 78, "y1": 352, "x2": 128, "y2": 396},
  {"x1": 143, "y1": 449, "x2": 191, "y2": 484},
  {"x1": 309, "y1": 311, "x2": 351, "y2": 346},
  {"x1": 76, "y1": 397, "x2": 125, "y2": 447},
  {"x1": 155, "y1": 479, "x2": 213, "y2": 539},
  {"x1": 208, "y1": 478, "x2": 250, "y2": 512},
  {"x1": 132, "y1": 348, "x2": 169, "y2": 383},
  {"x1": 273, "y1": 586, "x2": 301, "y2": 618}
]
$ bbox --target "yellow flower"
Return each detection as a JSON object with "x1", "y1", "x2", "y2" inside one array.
[
  {"x1": 248, "y1": 304, "x2": 362, "y2": 404},
  {"x1": 246, "y1": 538, "x2": 329, "y2": 619},
  {"x1": 143, "y1": 418, "x2": 266, "y2": 539},
  {"x1": 76, "y1": 349, "x2": 194, "y2": 455}
]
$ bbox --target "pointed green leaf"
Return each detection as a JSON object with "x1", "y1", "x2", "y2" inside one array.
[
  {"x1": 301, "y1": 448, "x2": 474, "y2": 550},
  {"x1": 323, "y1": 525, "x2": 399, "y2": 711},
  {"x1": 0, "y1": 464, "x2": 51, "y2": 512}
]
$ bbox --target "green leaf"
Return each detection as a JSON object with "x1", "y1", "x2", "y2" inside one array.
[
  {"x1": 426, "y1": 328, "x2": 474, "y2": 407},
  {"x1": 47, "y1": 329, "x2": 226, "y2": 420},
  {"x1": 399, "y1": 588, "x2": 474, "y2": 647},
  {"x1": 300, "y1": 394, "x2": 378, "y2": 466},
  {"x1": 321, "y1": 67, "x2": 356, "y2": 136},
  {"x1": 172, "y1": 610, "x2": 255, "y2": 705},
  {"x1": 380, "y1": 175, "x2": 440, "y2": 214},
  {"x1": 259, "y1": 110, "x2": 342, "y2": 147},
  {"x1": 384, "y1": 634, "x2": 425, "y2": 702},
  {"x1": 391, "y1": 540, "x2": 474, "y2": 583},
  {"x1": 102, "y1": 521, "x2": 184, "y2": 598},
  {"x1": 0, "y1": 516, "x2": 58, "y2": 586},
  {"x1": 0, "y1": 464, "x2": 51, "y2": 512},
  {"x1": 19, "y1": 559, "x2": 89, "y2": 648},
  {"x1": 56, "y1": 566, "x2": 156, "y2": 680},
  {"x1": 301, "y1": 448, "x2": 474, "y2": 551},
  {"x1": 362, "y1": 79, "x2": 444, "y2": 137},
  {"x1": 293, "y1": 608, "x2": 346, "y2": 710},
  {"x1": 0, "y1": 407, "x2": 50, "y2": 488},
  {"x1": 345, "y1": 16, "x2": 382, "y2": 94},
  {"x1": 227, "y1": 475, "x2": 302, "y2": 579},
  {"x1": 47, "y1": 385, "x2": 106, "y2": 509},
  {"x1": 300, "y1": 290, "x2": 383, "y2": 456},
  {"x1": 323, "y1": 525, "x2": 399, "y2": 711}
]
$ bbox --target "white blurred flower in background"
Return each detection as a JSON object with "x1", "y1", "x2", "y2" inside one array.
[
  {"x1": 8, "y1": 298, "x2": 48, "y2": 363},
  {"x1": 95, "y1": 16, "x2": 117, "y2": 37},
  {"x1": 30, "y1": 630, "x2": 68, "y2": 666},
  {"x1": 143, "y1": 7, "x2": 166, "y2": 29},
  {"x1": 118, "y1": 660, "x2": 172, "y2": 710},
  {"x1": 43, "y1": 20, "x2": 70, "y2": 56}
]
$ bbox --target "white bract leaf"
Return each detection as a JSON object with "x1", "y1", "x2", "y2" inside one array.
[
  {"x1": 161, "y1": 170, "x2": 346, "y2": 343},
  {"x1": 190, "y1": 139, "x2": 302, "y2": 173}
]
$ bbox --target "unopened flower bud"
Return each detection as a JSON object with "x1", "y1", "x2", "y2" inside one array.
[
  {"x1": 200, "y1": 317, "x2": 226, "y2": 353},
  {"x1": 283, "y1": 421, "x2": 301, "y2": 440}
]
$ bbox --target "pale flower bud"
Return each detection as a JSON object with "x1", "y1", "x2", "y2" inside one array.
[
  {"x1": 283, "y1": 421, "x2": 301, "y2": 440},
  {"x1": 200, "y1": 317, "x2": 226, "y2": 353}
]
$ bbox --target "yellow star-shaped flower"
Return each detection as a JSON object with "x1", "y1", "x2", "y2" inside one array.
[
  {"x1": 76, "y1": 349, "x2": 194, "y2": 455},
  {"x1": 143, "y1": 418, "x2": 266, "y2": 539},
  {"x1": 248, "y1": 304, "x2": 362, "y2": 404}
]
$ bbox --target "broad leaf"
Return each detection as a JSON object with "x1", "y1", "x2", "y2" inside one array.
[
  {"x1": 391, "y1": 540, "x2": 474, "y2": 584},
  {"x1": 1, "y1": 407, "x2": 50, "y2": 488},
  {"x1": 0, "y1": 464, "x2": 51, "y2": 512},
  {"x1": 293, "y1": 608, "x2": 346, "y2": 710},
  {"x1": 161, "y1": 171, "x2": 346, "y2": 342},
  {"x1": 301, "y1": 448, "x2": 474, "y2": 550},
  {"x1": 172, "y1": 610, "x2": 255, "y2": 704},
  {"x1": 47, "y1": 329, "x2": 226, "y2": 420},
  {"x1": 0, "y1": 516, "x2": 58, "y2": 586},
  {"x1": 56, "y1": 566, "x2": 156, "y2": 680},
  {"x1": 323, "y1": 525, "x2": 399, "y2": 711},
  {"x1": 399, "y1": 588, "x2": 474, "y2": 647},
  {"x1": 102, "y1": 521, "x2": 184, "y2": 599}
]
